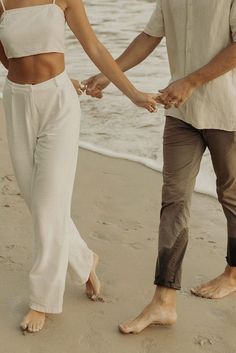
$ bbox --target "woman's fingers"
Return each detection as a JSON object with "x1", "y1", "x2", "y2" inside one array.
[
  {"x1": 70, "y1": 79, "x2": 87, "y2": 96},
  {"x1": 145, "y1": 97, "x2": 158, "y2": 113}
]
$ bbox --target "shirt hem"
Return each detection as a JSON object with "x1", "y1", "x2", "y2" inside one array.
[{"x1": 164, "y1": 111, "x2": 236, "y2": 132}]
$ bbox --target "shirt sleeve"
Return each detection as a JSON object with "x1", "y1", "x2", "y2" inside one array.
[
  {"x1": 143, "y1": 0, "x2": 165, "y2": 37},
  {"x1": 230, "y1": 0, "x2": 236, "y2": 42}
]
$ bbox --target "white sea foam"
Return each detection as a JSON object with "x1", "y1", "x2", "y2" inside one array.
[
  {"x1": 79, "y1": 140, "x2": 217, "y2": 198},
  {"x1": 0, "y1": 0, "x2": 217, "y2": 199}
]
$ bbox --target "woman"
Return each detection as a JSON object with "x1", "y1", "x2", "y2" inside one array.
[{"x1": 0, "y1": 0, "x2": 158, "y2": 334}]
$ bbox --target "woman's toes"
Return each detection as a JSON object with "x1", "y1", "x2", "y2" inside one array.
[
  {"x1": 20, "y1": 321, "x2": 28, "y2": 331},
  {"x1": 27, "y1": 321, "x2": 34, "y2": 333},
  {"x1": 38, "y1": 320, "x2": 44, "y2": 331}
]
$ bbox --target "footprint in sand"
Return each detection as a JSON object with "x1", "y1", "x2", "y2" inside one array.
[
  {"x1": 0, "y1": 244, "x2": 28, "y2": 270},
  {"x1": 79, "y1": 329, "x2": 109, "y2": 353},
  {"x1": 127, "y1": 242, "x2": 143, "y2": 250},
  {"x1": 193, "y1": 335, "x2": 214, "y2": 347},
  {"x1": 140, "y1": 338, "x2": 158, "y2": 353},
  {"x1": 0, "y1": 175, "x2": 21, "y2": 196},
  {"x1": 89, "y1": 231, "x2": 111, "y2": 243},
  {"x1": 210, "y1": 308, "x2": 236, "y2": 325}
]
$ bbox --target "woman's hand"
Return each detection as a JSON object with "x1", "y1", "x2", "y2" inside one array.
[
  {"x1": 70, "y1": 78, "x2": 86, "y2": 96},
  {"x1": 132, "y1": 91, "x2": 160, "y2": 113},
  {"x1": 66, "y1": 0, "x2": 154, "y2": 104}
]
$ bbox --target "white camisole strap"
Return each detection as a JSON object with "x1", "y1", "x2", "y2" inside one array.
[
  {"x1": 0, "y1": 0, "x2": 6, "y2": 11},
  {"x1": 52, "y1": 0, "x2": 56, "y2": 4}
]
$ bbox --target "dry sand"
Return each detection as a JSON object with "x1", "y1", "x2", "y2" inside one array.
[{"x1": 0, "y1": 100, "x2": 236, "y2": 353}]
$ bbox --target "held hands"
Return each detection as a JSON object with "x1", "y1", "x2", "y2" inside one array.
[
  {"x1": 70, "y1": 79, "x2": 86, "y2": 95},
  {"x1": 82, "y1": 73, "x2": 110, "y2": 99},
  {"x1": 158, "y1": 77, "x2": 197, "y2": 109},
  {"x1": 71, "y1": 74, "x2": 197, "y2": 112},
  {"x1": 82, "y1": 74, "x2": 160, "y2": 113}
]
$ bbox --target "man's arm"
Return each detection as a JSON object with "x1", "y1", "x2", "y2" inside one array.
[
  {"x1": 189, "y1": 43, "x2": 236, "y2": 85},
  {"x1": 83, "y1": 33, "x2": 162, "y2": 97},
  {"x1": 116, "y1": 32, "x2": 162, "y2": 72},
  {"x1": 159, "y1": 43, "x2": 236, "y2": 108}
]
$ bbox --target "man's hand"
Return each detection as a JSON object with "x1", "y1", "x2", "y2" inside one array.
[
  {"x1": 70, "y1": 79, "x2": 86, "y2": 96},
  {"x1": 82, "y1": 73, "x2": 110, "y2": 99},
  {"x1": 158, "y1": 77, "x2": 198, "y2": 109}
]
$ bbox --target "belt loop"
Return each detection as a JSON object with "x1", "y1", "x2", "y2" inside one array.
[{"x1": 55, "y1": 76, "x2": 60, "y2": 87}]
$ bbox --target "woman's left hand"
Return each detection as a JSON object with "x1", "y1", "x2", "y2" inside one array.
[
  {"x1": 132, "y1": 91, "x2": 161, "y2": 113},
  {"x1": 70, "y1": 79, "x2": 86, "y2": 96}
]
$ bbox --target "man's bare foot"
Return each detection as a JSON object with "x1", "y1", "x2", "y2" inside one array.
[
  {"x1": 86, "y1": 253, "x2": 101, "y2": 301},
  {"x1": 20, "y1": 309, "x2": 45, "y2": 333},
  {"x1": 191, "y1": 266, "x2": 236, "y2": 299},
  {"x1": 119, "y1": 286, "x2": 177, "y2": 334}
]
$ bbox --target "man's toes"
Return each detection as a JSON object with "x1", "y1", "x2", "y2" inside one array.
[
  {"x1": 191, "y1": 286, "x2": 206, "y2": 296},
  {"x1": 191, "y1": 286, "x2": 201, "y2": 295},
  {"x1": 119, "y1": 319, "x2": 141, "y2": 334},
  {"x1": 119, "y1": 323, "x2": 133, "y2": 334},
  {"x1": 190, "y1": 287, "x2": 197, "y2": 294}
]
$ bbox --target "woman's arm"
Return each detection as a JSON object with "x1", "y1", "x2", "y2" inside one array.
[
  {"x1": 0, "y1": 42, "x2": 9, "y2": 70},
  {"x1": 83, "y1": 33, "x2": 162, "y2": 97},
  {"x1": 65, "y1": 0, "x2": 158, "y2": 111}
]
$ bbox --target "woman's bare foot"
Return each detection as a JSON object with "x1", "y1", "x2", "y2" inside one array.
[
  {"x1": 191, "y1": 266, "x2": 236, "y2": 299},
  {"x1": 119, "y1": 286, "x2": 177, "y2": 334},
  {"x1": 20, "y1": 309, "x2": 45, "y2": 333},
  {"x1": 86, "y1": 253, "x2": 101, "y2": 301}
]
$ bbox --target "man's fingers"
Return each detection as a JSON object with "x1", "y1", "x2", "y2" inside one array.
[
  {"x1": 86, "y1": 88, "x2": 100, "y2": 96},
  {"x1": 155, "y1": 94, "x2": 164, "y2": 104},
  {"x1": 86, "y1": 89, "x2": 103, "y2": 99},
  {"x1": 81, "y1": 78, "x2": 91, "y2": 86}
]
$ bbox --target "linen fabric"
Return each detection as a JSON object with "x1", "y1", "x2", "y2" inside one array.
[
  {"x1": 2, "y1": 70, "x2": 93, "y2": 313},
  {"x1": 144, "y1": 0, "x2": 236, "y2": 131}
]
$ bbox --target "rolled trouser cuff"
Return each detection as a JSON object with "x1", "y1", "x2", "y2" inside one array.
[
  {"x1": 154, "y1": 278, "x2": 181, "y2": 290},
  {"x1": 226, "y1": 236, "x2": 236, "y2": 266}
]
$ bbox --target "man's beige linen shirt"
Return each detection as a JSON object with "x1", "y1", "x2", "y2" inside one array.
[{"x1": 144, "y1": 0, "x2": 236, "y2": 130}]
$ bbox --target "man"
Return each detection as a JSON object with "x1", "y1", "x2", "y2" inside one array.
[{"x1": 83, "y1": 0, "x2": 236, "y2": 334}]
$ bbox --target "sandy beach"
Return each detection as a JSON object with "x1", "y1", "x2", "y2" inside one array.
[{"x1": 0, "y1": 99, "x2": 236, "y2": 353}]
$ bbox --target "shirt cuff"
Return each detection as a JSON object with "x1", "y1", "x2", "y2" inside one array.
[{"x1": 143, "y1": 26, "x2": 165, "y2": 38}]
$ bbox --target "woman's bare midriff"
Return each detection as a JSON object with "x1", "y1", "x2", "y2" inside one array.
[{"x1": 7, "y1": 52, "x2": 65, "y2": 84}]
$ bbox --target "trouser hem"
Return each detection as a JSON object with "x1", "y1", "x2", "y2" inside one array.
[
  {"x1": 154, "y1": 279, "x2": 181, "y2": 290},
  {"x1": 226, "y1": 257, "x2": 236, "y2": 268},
  {"x1": 29, "y1": 302, "x2": 62, "y2": 314},
  {"x1": 68, "y1": 249, "x2": 94, "y2": 286}
]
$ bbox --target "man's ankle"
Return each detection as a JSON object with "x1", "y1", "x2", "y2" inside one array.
[
  {"x1": 225, "y1": 265, "x2": 236, "y2": 279},
  {"x1": 153, "y1": 286, "x2": 177, "y2": 306}
]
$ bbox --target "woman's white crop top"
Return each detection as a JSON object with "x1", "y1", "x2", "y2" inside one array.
[{"x1": 0, "y1": 0, "x2": 65, "y2": 59}]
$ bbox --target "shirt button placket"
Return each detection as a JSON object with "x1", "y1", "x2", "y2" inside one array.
[{"x1": 185, "y1": 0, "x2": 193, "y2": 75}]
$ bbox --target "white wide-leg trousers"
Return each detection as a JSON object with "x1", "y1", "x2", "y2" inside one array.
[{"x1": 2, "y1": 71, "x2": 93, "y2": 313}]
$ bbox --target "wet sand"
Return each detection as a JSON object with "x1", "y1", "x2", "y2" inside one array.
[{"x1": 0, "y1": 100, "x2": 236, "y2": 353}]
